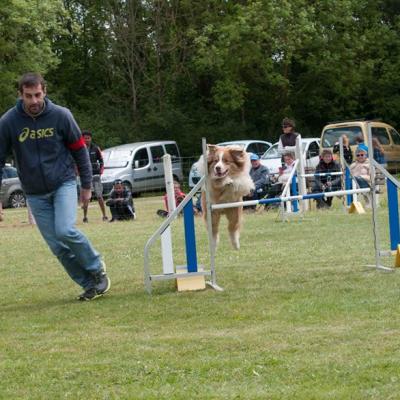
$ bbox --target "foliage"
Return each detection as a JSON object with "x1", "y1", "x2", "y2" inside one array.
[
  {"x1": 1, "y1": 0, "x2": 400, "y2": 154},
  {"x1": 0, "y1": 0, "x2": 65, "y2": 112}
]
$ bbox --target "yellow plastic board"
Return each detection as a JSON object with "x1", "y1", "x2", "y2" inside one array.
[
  {"x1": 176, "y1": 265, "x2": 206, "y2": 292},
  {"x1": 348, "y1": 201, "x2": 365, "y2": 214},
  {"x1": 395, "y1": 245, "x2": 400, "y2": 268}
]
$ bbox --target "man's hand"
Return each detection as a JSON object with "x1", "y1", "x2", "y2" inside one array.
[{"x1": 80, "y1": 188, "x2": 92, "y2": 208}]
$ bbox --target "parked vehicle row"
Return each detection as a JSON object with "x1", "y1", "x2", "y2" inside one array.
[
  {"x1": 260, "y1": 138, "x2": 320, "y2": 176},
  {"x1": 101, "y1": 140, "x2": 183, "y2": 196},
  {"x1": 2, "y1": 120, "x2": 400, "y2": 208}
]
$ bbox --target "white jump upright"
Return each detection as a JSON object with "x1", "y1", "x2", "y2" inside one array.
[
  {"x1": 160, "y1": 154, "x2": 175, "y2": 275},
  {"x1": 143, "y1": 140, "x2": 223, "y2": 294}
]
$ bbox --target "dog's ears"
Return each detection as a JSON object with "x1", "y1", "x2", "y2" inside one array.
[
  {"x1": 207, "y1": 144, "x2": 218, "y2": 161},
  {"x1": 229, "y1": 148, "x2": 246, "y2": 163},
  {"x1": 207, "y1": 144, "x2": 218, "y2": 154}
]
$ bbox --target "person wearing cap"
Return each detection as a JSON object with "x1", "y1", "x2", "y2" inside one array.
[
  {"x1": 106, "y1": 179, "x2": 136, "y2": 222},
  {"x1": 312, "y1": 149, "x2": 341, "y2": 209},
  {"x1": 350, "y1": 144, "x2": 370, "y2": 188},
  {"x1": 243, "y1": 153, "x2": 270, "y2": 206},
  {"x1": 82, "y1": 130, "x2": 108, "y2": 223},
  {"x1": 277, "y1": 117, "x2": 300, "y2": 157}
]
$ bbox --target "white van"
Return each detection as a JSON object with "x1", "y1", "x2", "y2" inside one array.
[{"x1": 101, "y1": 141, "x2": 183, "y2": 195}]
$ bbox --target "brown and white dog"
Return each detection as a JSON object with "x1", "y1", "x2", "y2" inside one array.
[{"x1": 198, "y1": 144, "x2": 254, "y2": 250}]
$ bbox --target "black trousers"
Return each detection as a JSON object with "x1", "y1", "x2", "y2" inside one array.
[{"x1": 109, "y1": 204, "x2": 135, "y2": 220}]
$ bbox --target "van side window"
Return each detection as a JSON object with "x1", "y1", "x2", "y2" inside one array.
[
  {"x1": 150, "y1": 145, "x2": 165, "y2": 163},
  {"x1": 165, "y1": 144, "x2": 180, "y2": 162},
  {"x1": 372, "y1": 127, "x2": 390, "y2": 145},
  {"x1": 133, "y1": 148, "x2": 149, "y2": 168},
  {"x1": 389, "y1": 128, "x2": 400, "y2": 145}
]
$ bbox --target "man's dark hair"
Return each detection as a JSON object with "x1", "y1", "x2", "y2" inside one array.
[
  {"x1": 18, "y1": 72, "x2": 46, "y2": 93},
  {"x1": 82, "y1": 130, "x2": 92, "y2": 137}
]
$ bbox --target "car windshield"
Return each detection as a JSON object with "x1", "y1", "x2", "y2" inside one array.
[
  {"x1": 261, "y1": 144, "x2": 279, "y2": 159},
  {"x1": 322, "y1": 126, "x2": 362, "y2": 147},
  {"x1": 103, "y1": 150, "x2": 132, "y2": 168}
]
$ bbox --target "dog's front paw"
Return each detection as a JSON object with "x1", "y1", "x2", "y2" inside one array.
[{"x1": 230, "y1": 231, "x2": 240, "y2": 250}]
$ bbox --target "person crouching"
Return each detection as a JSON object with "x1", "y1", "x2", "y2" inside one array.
[{"x1": 106, "y1": 179, "x2": 136, "y2": 222}]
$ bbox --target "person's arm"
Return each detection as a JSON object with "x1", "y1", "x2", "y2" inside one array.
[
  {"x1": 277, "y1": 138, "x2": 284, "y2": 154},
  {"x1": 253, "y1": 168, "x2": 268, "y2": 189},
  {"x1": 175, "y1": 190, "x2": 186, "y2": 206},
  {"x1": 61, "y1": 109, "x2": 92, "y2": 204},
  {"x1": 361, "y1": 164, "x2": 371, "y2": 182},
  {"x1": 122, "y1": 189, "x2": 133, "y2": 205},
  {"x1": 106, "y1": 190, "x2": 117, "y2": 206},
  {"x1": 96, "y1": 145, "x2": 105, "y2": 175}
]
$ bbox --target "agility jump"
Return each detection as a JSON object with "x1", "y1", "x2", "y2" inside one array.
[{"x1": 144, "y1": 126, "x2": 400, "y2": 293}]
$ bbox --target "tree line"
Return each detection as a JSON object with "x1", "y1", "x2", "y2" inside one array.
[{"x1": 1, "y1": 0, "x2": 400, "y2": 156}]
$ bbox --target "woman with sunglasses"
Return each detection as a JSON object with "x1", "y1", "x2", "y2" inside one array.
[
  {"x1": 350, "y1": 144, "x2": 370, "y2": 188},
  {"x1": 350, "y1": 144, "x2": 371, "y2": 207}
]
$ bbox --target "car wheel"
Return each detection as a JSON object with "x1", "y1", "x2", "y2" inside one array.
[{"x1": 9, "y1": 191, "x2": 26, "y2": 208}]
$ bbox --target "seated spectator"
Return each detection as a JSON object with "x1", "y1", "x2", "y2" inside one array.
[
  {"x1": 267, "y1": 152, "x2": 296, "y2": 198},
  {"x1": 350, "y1": 144, "x2": 371, "y2": 206},
  {"x1": 350, "y1": 144, "x2": 370, "y2": 188},
  {"x1": 157, "y1": 180, "x2": 201, "y2": 217},
  {"x1": 312, "y1": 149, "x2": 341, "y2": 208},
  {"x1": 372, "y1": 137, "x2": 385, "y2": 165},
  {"x1": 106, "y1": 179, "x2": 136, "y2": 222},
  {"x1": 243, "y1": 154, "x2": 270, "y2": 207},
  {"x1": 333, "y1": 134, "x2": 353, "y2": 165}
]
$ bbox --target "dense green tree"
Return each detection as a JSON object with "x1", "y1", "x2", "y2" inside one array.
[
  {"x1": 3, "y1": 0, "x2": 400, "y2": 156},
  {"x1": 0, "y1": 0, "x2": 65, "y2": 112}
]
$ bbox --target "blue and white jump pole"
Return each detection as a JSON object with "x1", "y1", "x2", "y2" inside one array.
[{"x1": 144, "y1": 140, "x2": 223, "y2": 294}]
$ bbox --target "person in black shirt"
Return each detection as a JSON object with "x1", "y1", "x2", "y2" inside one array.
[
  {"x1": 82, "y1": 130, "x2": 108, "y2": 223},
  {"x1": 312, "y1": 149, "x2": 341, "y2": 208},
  {"x1": 106, "y1": 180, "x2": 136, "y2": 222}
]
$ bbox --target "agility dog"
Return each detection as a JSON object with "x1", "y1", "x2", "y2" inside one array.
[{"x1": 198, "y1": 144, "x2": 254, "y2": 249}]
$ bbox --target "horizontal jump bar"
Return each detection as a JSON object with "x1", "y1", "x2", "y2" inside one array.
[
  {"x1": 299, "y1": 172, "x2": 343, "y2": 177},
  {"x1": 211, "y1": 188, "x2": 371, "y2": 210}
]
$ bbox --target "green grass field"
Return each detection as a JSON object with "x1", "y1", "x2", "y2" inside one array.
[{"x1": 1, "y1": 196, "x2": 400, "y2": 399}]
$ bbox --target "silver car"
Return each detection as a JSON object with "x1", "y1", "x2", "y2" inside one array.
[{"x1": 0, "y1": 165, "x2": 26, "y2": 208}]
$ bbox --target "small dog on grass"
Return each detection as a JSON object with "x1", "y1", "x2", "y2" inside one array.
[{"x1": 197, "y1": 144, "x2": 254, "y2": 249}]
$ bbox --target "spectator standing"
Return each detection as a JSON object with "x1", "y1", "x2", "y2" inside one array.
[
  {"x1": 372, "y1": 137, "x2": 385, "y2": 165},
  {"x1": 0, "y1": 72, "x2": 110, "y2": 301},
  {"x1": 333, "y1": 134, "x2": 353, "y2": 165},
  {"x1": 312, "y1": 149, "x2": 341, "y2": 208},
  {"x1": 82, "y1": 130, "x2": 108, "y2": 223},
  {"x1": 278, "y1": 118, "x2": 299, "y2": 159},
  {"x1": 106, "y1": 179, "x2": 136, "y2": 221}
]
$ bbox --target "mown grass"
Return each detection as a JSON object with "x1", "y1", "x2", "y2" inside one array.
[{"x1": 1, "y1": 196, "x2": 400, "y2": 399}]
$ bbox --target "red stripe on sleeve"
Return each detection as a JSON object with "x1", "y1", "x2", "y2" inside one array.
[{"x1": 67, "y1": 136, "x2": 86, "y2": 151}]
